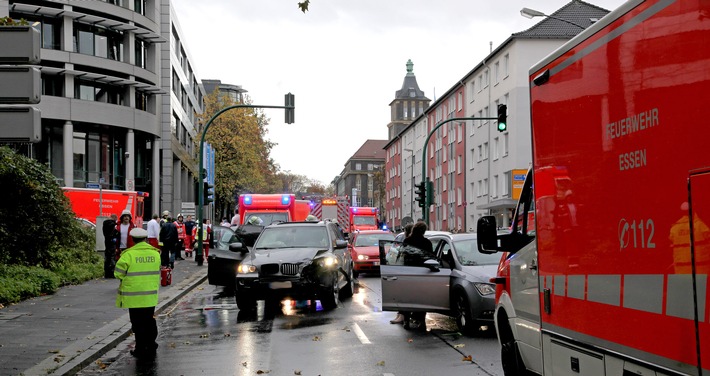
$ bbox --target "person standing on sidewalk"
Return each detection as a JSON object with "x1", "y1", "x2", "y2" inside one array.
[
  {"x1": 183, "y1": 215, "x2": 195, "y2": 257},
  {"x1": 174, "y1": 214, "x2": 186, "y2": 261},
  {"x1": 159, "y1": 215, "x2": 178, "y2": 268},
  {"x1": 146, "y1": 213, "x2": 161, "y2": 249},
  {"x1": 102, "y1": 213, "x2": 119, "y2": 278},
  {"x1": 114, "y1": 228, "x2": 161, "y2": 359},
  {"x1": 115, "y1": 210, "x2": 136, "y2": 260}
]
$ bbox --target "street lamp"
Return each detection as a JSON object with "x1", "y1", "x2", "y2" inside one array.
[
  {"x1": 403, "y1": 148, "x2": 414, "y2": 221},
  {"x1": 520, "y1": 7, "x2": 586, "y2": 29}
]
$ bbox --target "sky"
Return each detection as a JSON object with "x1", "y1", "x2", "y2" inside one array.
[{"x1": 171, "y1": 0, "x2": 626, "y2": 186}]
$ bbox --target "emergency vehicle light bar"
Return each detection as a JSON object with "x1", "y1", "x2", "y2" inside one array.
[
  {"x1": 322, "y1": 199, "x2": 337, "y2": 205},
  {"x1": 243, "y1": 195, "x2": 253, "y2": 205},
  {"x1": 281, "y1": 194, "x2": 291, "y2": 205},
  {"x1": 136, "y1": 191, "x2": 149, "y2": 197}
]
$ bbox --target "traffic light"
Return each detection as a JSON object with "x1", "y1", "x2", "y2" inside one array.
[
  {"x1": 426, "y1": 179, "x2": 433, "y2": 205},
  {"x1": 497, "y1": 104, "x2": 507, "y2": 132},
  {"x1": 203, "y1": 182, "x2": 214, "y2": 204},
  {"x1": 285, "y1": 92, "x2": 295, "y2": 124},
  {"x1": 414, "y1": 181, "x2": 427, "y2": 208}
]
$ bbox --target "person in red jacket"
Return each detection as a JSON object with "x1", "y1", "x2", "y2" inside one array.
[
  {"x1": 174, "y1": 214, "x2": 186, "y2": 261},
  {"x1": 115, "y1": 210, "x2": 136, "y2": 260}
]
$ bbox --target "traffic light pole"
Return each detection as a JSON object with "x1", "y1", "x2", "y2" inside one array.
[
  {"x1": 420, "y1": 115, "x2": 501, "y2": 226},
  {"x1": 196, "y1": 100, "x2": 294, "y2": 265}
]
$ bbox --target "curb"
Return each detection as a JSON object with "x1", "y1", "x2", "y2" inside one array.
[{"x1": 23, "y1": 268, "x2": 208, "y2": 376}]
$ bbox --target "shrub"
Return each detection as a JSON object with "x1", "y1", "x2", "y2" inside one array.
[{"x1": 0, "y1": 264, "x2": 61, "y2": 304}]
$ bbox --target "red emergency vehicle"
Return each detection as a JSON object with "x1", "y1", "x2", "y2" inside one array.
[
  {"x1": 478, "y1": 2, "x2": 710, "y2": 375},
  {"x1": 348, "y1": 207, "x2": 379, "y2": 234},
  {"x1": 62, "y1": 187, "x2": 148, "y2": 228},
  {"x1": 238, "y1": 194, "x2": 310, "y2": 225},
  {"x1": 310, "y1": 196, "x2": 350, "y2": 231}
]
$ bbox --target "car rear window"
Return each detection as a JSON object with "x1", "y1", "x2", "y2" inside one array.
[{"x1": 355, "y1": 233, "x2": 395, "y2": 247}]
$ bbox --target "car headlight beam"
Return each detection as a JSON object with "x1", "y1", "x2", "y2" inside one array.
[
  {"x1": 357, "y1": 254, "x2": 369, "y2": 261},
  {"x1": 318, "y1": 257, "x2": 338, "y2": 268},
  {"x1": 474, "y1": 282, "x2": 496, "y2": 296},
  {"x1": 238, "y1": 264, "x2": 257, "y2": 274}
]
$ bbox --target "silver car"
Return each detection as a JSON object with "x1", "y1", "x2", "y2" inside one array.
[{"x1": 379, "y1": 232, "x2": 499, "y2": 335}]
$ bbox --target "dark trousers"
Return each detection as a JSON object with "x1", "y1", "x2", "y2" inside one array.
[
  {"x1": 160, "y1": 244, "x2": 174, "y2": 267},
  {"x1": 103, "y1": 246, "x2": 116, "y2": 278},
  {"x1": 129, "y1": 307, "x2": 158, "y2": 353}
]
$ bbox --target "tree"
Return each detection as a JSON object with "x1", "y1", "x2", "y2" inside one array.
[
  {"x1": 199, "y1": 91, "x2": 278, "y2": 218},
  {"x1": 298, "y1": 0, "x2": 310, "y2": 13}
]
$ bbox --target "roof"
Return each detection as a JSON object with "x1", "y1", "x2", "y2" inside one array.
[
  {"x1": 394, "y1": 59, "x2": 429, "y2": 101},
  {"x1": 351, "y1": 139, "x2": 388, "y2": 160},
  {"x1": 515, "y1": 1, "x2": 611, "y2": 38}
]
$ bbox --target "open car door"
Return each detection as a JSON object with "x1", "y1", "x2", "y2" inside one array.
[{"x1": 379, "y1": 239, "x2": 451, "y2": 312}]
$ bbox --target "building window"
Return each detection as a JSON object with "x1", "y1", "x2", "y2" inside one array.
[
  {"x1": 75, "y1": 79, "x2": 124, "y2": 105},
  {"x1": 135, "y1": 38, "x2": 148, "y2": 69},
  {"x1": 494, "y1": 61, "x2": 500, "y2": 84},
  {"x1": 355, "y1": 163, "x2": 362, "y2": 171},
  {"x1": 504, "y1": 54, "x2": 509, "y2": 78},
  {"x1": 136, "y1": 91, "x2": 149, "y2": 111},
  {"x1": 21, "y1": 15, "x2": 61, "y2": 50},
  {"x1": 494, "y1": 137, "x2": 500, "y2": 160},
  {"x1": 73, "y1": 23, "x2": 123, "y2": 61},
  {"x1": 504, "y1": 133, "x2": 509, "y2": 156},
  {"x1": 134, "y1": 0, "x2": 146, "y2": 15},
  {"x1": 368, "y1": 163, "x2": 374, "y2": 171},
  {"x1": 503, "y1": 171, "x2": 511, "y2": 196},
  {"x1": 42, "y1": 74, "x2": 63, "y2": 96},
  {"x1": 492, "y1": 175, "x2": 498, "y2": 198}
]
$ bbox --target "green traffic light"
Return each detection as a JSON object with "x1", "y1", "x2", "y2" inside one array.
[{"x1": 497, "y1": 121, "x2": 507, "y2": 132}]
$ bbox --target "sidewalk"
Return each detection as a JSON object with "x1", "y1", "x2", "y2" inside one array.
[{"x1": 0, "y1": 257, "x2": 208, "y2": 376}]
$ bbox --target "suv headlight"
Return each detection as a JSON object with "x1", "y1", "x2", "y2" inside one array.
[
  {"x1": 237, "y1": 264, "x2": 257, "y2": 274},
  {"x1": 317, "y1": 256, "x2": 338, "y2": 268},
  {"x1": 474, "y1": 282, "x2": 496, "y2": 296}
]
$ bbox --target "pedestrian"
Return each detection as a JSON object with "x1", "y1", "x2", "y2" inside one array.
[
  {"x1": 220, "y1": 217, "x2": 230, "y2": 227},
  {"x1": 174, "y1": 214, "x2": 186, "y2": 261},
  {"x1": 160, "y1": 210, "x2": 170, "y2": 226},
  {"x1": 390, "y1": 222, "x2": 414, "y2": 324},
  {"x1": 159, "y1": 215, "x2": 178, "y2": 268},
  {"x1": 115, "y1": 210, "x2": 136, "y2": 260},
  {"x1": 146, "y1": 213, "x2": 161, "y2": 249},
  {"x1": 398, "y1": 221, "x2": 434, "y2": 329},
  {"x1": 192, "y1": 218, "x2": 212, "y2": 266},
  {"x1": 102, "y1": 213, "x2": 119, "y2": 278},
  {"x1": 230, "y1": 208, "x2": 240, "y2": 226},
  {"x1": 184, "y1": 215, "x2": 196, "y2": 257},
  {"x1": 114, "y1": 227, "x2": 161, "y2": 359}
]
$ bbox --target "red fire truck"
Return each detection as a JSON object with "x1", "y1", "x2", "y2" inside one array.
[
  {"x1": 238, "y1": 194, "x2": 310, "y2": 225},
  {"x1": 477, "y1": 1, "x2": 709, "y2": 375},
  {"x1": 349, "y1": 207, "x2": 379, "y2": 234},
  {"x1": 309, "y1": 196, "x2": 349, "y2": 231},
  {"x1": 62, "y1": 187, "x2": 148, "y2": 228}
]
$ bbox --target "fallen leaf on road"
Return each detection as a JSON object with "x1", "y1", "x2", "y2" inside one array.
[
  {"x1": 48, "y1": 350, "x2": 60, "y2": 353},
  {"x1": 256, "y1": 370, "x2": 270, "y2": 374},
  {"x1": 199, "y1": 333, "x2": 210, "y2": 338},
  {"x1": 453, "y1": 344, "x2": 465, "y2": 348},
  {"x1": 462, "y1": 355, "x2": 473, "y2": 362},
  {"x1": 294, "y1": 371, "x2": 302, "y2": 375},
  {"x1": 184, "y1": 341, "x2": 192, "y2": 345},
  {"x1": 376, "y1": 360, "x2": 385, "y2": 366},
  {"x1": 169, "y1": 342, "x2": 176, "y2": 348},
  {"x1": 198, "y1": 287, "x2": 204, "y2": 290},
  {"x1": 242, "y1": 361, "x2": 248, "y2": 367},
  {"x1": 407, "y1": 338, "x2": 413, "y2": 343},
  {"x1": 224, "y1": 333, "x2": 231, "y2": 337},
  {"x1": 312, "y1": 336, "x2": 321, "y2": 341},
  {"x1": 96, "y1": 360, "x2": 106, "y2": 369}
]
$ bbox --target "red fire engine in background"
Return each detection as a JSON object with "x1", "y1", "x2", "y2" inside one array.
[
  {"x1": 309, "y1": 196, "x2": 350, "y2": 231},
  {"x1": 478, "y1": 1, "x2": 710, "y2": 375},
  {"x1": 237, "y1": 194, "x2": 310, "y2": 225},
  {"x1": 349, "y1": 207, "x2": 379, "y2": 234},
  {"x1": 62, "y1": 187, "x2": 148, "y2": 228}
]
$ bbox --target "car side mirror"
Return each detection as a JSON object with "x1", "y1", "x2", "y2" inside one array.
[
  {"x1": 230, "y1": 242, "x2": 248, "y2": 253},
  {"x1": 477, "y1": 215, "x2": 499, "y2": 254},
  {"x1": 423, "y1": 259, "x2": 440, "y2": 272},
  {"x1": 335, "y1": 239, "x2": 347, "y2": 249}
]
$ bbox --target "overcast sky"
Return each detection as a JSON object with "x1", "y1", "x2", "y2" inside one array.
[{"x1": 171, "y1": 0, "x2": 626, "y2": 186}]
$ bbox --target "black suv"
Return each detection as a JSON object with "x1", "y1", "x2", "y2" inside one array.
[{"x1": 235, "y1": 220, "x2": 354, "y2": 311}]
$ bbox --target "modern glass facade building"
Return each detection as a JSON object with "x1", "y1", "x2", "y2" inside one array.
[{"x1": 0, "y1": 0, "x2": 204, "y2": 219}]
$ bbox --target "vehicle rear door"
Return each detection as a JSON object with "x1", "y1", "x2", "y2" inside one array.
[
  {"x1": 688, "y1": 168, "x2": 710, "y2": 372},
  {"x1": 379, "y1": 239, "x2": 451, "y2": 311}
]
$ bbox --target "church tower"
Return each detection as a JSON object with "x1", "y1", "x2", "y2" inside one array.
[{"x1": 387, "y1": 59, "x2": 430, "y2": 140}]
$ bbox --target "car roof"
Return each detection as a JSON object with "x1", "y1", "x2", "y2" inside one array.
[
  {"x1": 265, "y1": 221, "x2": 327, "y2": 228},
  {"x1": 426, "y1": 232, "x2": 477, "y2": 241},
  {"x1": 352, "y1": 230, "x2": 392, "y2": 235}
]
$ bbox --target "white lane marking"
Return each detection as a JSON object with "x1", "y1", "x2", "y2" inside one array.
[
  {"x1": 352, "y1": 323, "x2": 371, "y2": 344},
  {"x1": 383, "y1": 374, "x2": 395, "y2": 376}
]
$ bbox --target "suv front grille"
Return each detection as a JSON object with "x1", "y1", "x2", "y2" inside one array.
[
  {"x1": 261, "y1": 263, "x2": 279, "y2": 275},
  {"x1": 281, "y1": 263, "x2": 299, "y2": 275}
]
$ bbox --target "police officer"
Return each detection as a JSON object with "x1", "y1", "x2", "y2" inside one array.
[{"x1": 114, "y1": 228, "x2": 161, "y2": 358}]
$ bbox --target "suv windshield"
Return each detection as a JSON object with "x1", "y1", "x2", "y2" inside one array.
[
  {"x1": 254, "y1": 226, "x2": 329, "y2": 250},
  {"x1": 352, "y1": 216, "x2": 376, "y2": 226},
  {"x1": 244, "y1": 213, "x2": 289, "y2": 226}
]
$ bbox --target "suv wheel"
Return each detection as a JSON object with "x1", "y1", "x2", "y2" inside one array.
[
  {"x1": 236, "y1": 293, "x2": 256, "y2": 311},
  {"x1": 339, "y1": 267, "x2": 354, "y2": 299},
  {"x1": 320, "y1": 273, "x2": 339, "y2": 310}
]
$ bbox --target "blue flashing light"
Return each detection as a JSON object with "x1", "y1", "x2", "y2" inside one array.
[
  {"x1": 371, "y1": 208, "x2": 376, "y2": 213},
  {"x1": 310, "y1": 201, "x2": 315, "y2": 208},
  {"x1": 382, "y1": 224, "x2": 388, "y2": 230},
  {"x1": 352, "y1": 207, "x2": 358, "y2": 213},
  {"x1": 281, "y1": 194, "x2": 291, "y2": 205},
  {"x1": 243, "y1": 195, "x2": 253, "y2": 205}
]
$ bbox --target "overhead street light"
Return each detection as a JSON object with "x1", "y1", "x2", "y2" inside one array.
[{"x1": 520, "y1": 7, "x2": 586, "y2": 29}]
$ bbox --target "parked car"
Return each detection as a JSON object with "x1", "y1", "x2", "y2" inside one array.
[
  {"x1": 235, "y1": 220, "x2": 354, "y2": 311},
  {"x1": 208, "y1": 225, "x2": 249, "y2": 291},
  {"x1": 348, "y1": 230, "x2": 395, "y2": 278},
  {"x1": 379, "y1": 232, "x2": 499, "y2": 335}
]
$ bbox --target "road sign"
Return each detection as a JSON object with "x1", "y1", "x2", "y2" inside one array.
[
  {"x1": 126, "y1": 179, "x2": 134, "y2": 191},
  {"x1": 86, "y1": 183, "x2": 101, "y2": 189}
]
